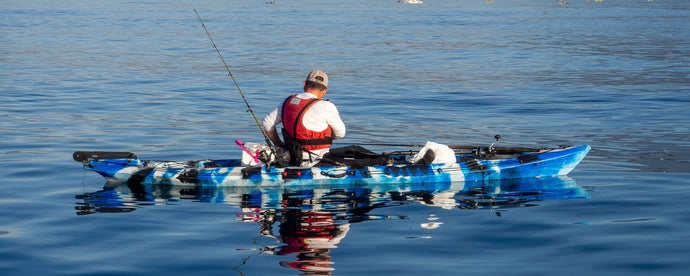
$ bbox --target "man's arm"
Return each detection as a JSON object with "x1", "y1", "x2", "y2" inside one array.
[
  {"x1": 266, "y1": 128, "x2": 284, "y2": 147},
  {"x1": 262, "y1": 107, "x2": 284, "y2": 147},
  {"x1": 325, "y1": 103, "x2": 346, "y2": 140}
]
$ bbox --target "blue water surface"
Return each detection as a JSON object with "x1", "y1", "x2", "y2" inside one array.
[{"x1": 1, "y1": 0, "x2": 689, "y2": 275}]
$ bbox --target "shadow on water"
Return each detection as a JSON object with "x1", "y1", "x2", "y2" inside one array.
[{"x1": 75, "y1": 176, "x2": 588, "y2": 275}]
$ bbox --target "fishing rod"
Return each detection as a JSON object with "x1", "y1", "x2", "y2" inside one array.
[
  {"x1": 349, "y1": 135, "x2": 542, "y2": 153},
  {"x1": 349, "y1": 136, "x2": 505, "y2": 149},
  {"x1": 347, "y1": 143, "x2": 542, "y2": 154},
  {"x1": 193, "y1": 9, "x2": 278, "y2": 161}
]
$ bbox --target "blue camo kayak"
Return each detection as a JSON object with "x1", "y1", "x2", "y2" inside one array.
[{"x1": 73, "y1": 144, "x2": 590, "y2": 186}]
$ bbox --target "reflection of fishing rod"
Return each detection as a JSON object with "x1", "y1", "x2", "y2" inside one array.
[{"x1": 193, "y1": 9, "x2": 277, "y2": 157}]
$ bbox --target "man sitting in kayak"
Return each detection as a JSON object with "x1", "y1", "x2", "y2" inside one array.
[{"x1": 262, "y1": 70, "x2": 346, "y2": 167}]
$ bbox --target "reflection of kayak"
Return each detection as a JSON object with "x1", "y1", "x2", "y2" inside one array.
[
  {"x1": 75, "y1": 176, "x2": 589, "y2": 215},
  {"x1": 75, "y1": 176, "x2": 588, "y2": 275},
  {"x1": 73, "y1": 145, "x2": 590, "y2": 186},
  {"x1": 75, "y1": 175, "x2": 589, "y2": 276},
  {"x1": 75, "y1": 176, "x2": 589, "y2": 276}
]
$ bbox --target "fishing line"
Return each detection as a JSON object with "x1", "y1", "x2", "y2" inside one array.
[{"x1": 193, "y1": 9, "x2": 278, "y2": 159}]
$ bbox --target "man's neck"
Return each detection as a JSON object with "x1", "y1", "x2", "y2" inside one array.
[{"x1": 304, "y1": 89, "x2": 324, "y2": 99}]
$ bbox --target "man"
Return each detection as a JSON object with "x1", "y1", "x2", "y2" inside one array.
[{"x1": 262, "y1": 70, "x2": 346, "y2": 166}]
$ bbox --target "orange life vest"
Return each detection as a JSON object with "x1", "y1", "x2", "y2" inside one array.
[{"x1": 281, "y1": 94, "x2": 333, "y2": 151}]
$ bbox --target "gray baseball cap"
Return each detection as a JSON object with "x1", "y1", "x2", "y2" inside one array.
[{"x1": 305, "y1": 70, "x2": 328, "y2": 88}]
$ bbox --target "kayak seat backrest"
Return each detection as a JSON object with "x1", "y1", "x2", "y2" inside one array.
[{"x1": 316, "y1": 146, "x2": 392, "y2": 167}]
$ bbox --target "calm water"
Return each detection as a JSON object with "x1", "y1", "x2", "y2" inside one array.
[{"x1": 2, "y1": 0, "x2": 689, "y2": 275}]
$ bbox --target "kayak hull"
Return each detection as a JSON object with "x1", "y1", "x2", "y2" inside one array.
[{"x1": 77, "y1": 145, "x2": 591, "y2": 186}]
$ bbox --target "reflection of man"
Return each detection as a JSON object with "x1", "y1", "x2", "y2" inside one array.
[
  {"x1": 277, "y1": 210, "x2": 350, "y2": 274},
  {"x1": 240, "y1": 205, "x2": 349, "y2": 275}
]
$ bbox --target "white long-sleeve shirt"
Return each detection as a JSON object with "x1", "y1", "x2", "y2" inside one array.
[{"x1": 262, "y1": 92, "x2": 346, "y2": 139}]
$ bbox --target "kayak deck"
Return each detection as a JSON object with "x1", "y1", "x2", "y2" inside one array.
[{"x1": 75, "y1": 145, "x2": 591, "y2": 186}]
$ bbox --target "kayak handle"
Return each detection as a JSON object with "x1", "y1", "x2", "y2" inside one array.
[{"x1": 321, "y1": 170, "x2": 350, "y2": 178}]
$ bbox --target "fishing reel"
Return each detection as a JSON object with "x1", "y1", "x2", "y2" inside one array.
[
  {"x1": 258, "y1": 148, "x2": 290, "y2": 167},
  {"x1": 474, "y1": 135, "x2": 501, "y2": 158}
]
